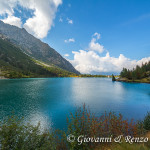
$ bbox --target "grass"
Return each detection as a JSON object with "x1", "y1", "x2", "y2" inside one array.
[{"x1": 116, "y1": 77, "x2": 150, "y2": 84}]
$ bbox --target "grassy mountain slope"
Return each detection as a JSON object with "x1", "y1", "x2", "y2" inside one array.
[
  {"x1": 0, "y1": 38, "x2": 77, "y2": 78},
  {"x1": 0, "y1": 20, "x2": 79, "y2": 74}
]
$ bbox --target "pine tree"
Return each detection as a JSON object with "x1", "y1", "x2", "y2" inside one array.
[{"x1": 112, "y1": 74, "x2": 116, "y2": 81}]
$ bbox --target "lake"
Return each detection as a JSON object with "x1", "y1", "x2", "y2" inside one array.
[{"x1": 0, "y1": 78, "x2": 150, "y2": 130}]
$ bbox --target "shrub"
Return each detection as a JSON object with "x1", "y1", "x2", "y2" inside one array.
[
  {"x1": 66, "y1": 104, "x2": 142, "y2": 150},
  {"x1": 143, "y1": 112, "x2": 150, "y2": 131},
  {"x1": 0, "y1": 106, "x2": 149, "y2": 150},
  {"x1": 0, "y1": 116, "x2": 57, "y2": 150}
]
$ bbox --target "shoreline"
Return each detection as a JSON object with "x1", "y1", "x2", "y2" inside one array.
[
  {"x1": 0, "y1": 76, "x2": 7, "y2": 79},
  {"x1": 0, "y1": 75, "x2": 109, "y2": 79},
  {"x1": 0, "y1": 76, "x2": 108, "y2": 80},
  {"x1": 116, "y1": 78, "x2": 150, "y2": 84}
]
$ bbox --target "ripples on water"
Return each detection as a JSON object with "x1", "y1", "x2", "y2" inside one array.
[{"x1": 0, "y1": 78, "x2": 150, "y2": 130}]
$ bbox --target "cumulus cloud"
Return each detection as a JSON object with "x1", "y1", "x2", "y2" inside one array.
[
  {"x1": 64, "y1": 38, "x2": 75, "y2": 43},
  {"x1": 1, "y1": 15, "x2": 22, "y2": 28},
  {"x1": 64, "y1": 54, "x2": 69, "y2": 57},
  {"x1": 88, "y1": 32, "x2": 104, "y2": 53},
  {"x1": 0, "y1": 0, "x2": 62, "y2": 38},
  {"x1": 93, "y1": 32, "x2": 100, "y2": 39},
  {"x1": 69, "y1": 33, "x2": 150, "y2": 74},
  {"x1": 70, "y1": 50, "x2": 150, "y2": 74},
  {"x1": 0, "y1": 0, "x2": 16, "y2": 15},
  {"x1": 67, "y1": 18, "x2": 73, "y2": 24}
]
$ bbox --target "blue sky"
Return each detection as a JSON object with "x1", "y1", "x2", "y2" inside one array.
[
  {"x1": 44, "y1": 0, "x2": 150, "y2": 60},
  {"x1": 0, "y1": 0, "x2": 150, "y2": 74}
]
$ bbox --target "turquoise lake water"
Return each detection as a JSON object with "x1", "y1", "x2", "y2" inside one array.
[{"x1": 0, "y1": 78, "x2": 150, "y2": 130}]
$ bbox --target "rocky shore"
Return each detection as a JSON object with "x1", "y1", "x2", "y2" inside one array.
[{"x1": 0, "y1": 76, "x2": 7, "y2": 79}]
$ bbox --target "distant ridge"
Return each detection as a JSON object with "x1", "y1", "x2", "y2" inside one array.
[{"x1": 0, "y1": 20, "x2": 80, "y2": 74}]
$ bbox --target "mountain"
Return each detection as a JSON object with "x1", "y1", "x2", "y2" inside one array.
[
  {"x1": 0, "y1": 37, "x2": 78, "y2": 78},
  {"x1": 0, "y1": 20, "x2": 79, "y2": 74}
]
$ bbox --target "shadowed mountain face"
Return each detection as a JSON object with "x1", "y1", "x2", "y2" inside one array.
[
  {"x1": 0, "y1": 21, "x2": 79, "y2": 74},
  {"x1": 0, "y1": 37, "x2": 79, "y2": 78},
  {"x1": 0, "y1": 38, "x2": 57, "y2": 78}
]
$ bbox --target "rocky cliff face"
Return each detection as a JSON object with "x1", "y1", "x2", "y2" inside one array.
[{"x1": 0, "y1": 21, "x2": 79, "y2": 74}]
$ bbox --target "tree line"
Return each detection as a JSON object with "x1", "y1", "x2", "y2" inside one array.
[{"x1": 120, "y1": 61, "x2": 150, "y2": 80}]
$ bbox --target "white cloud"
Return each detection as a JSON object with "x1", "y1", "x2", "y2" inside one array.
[
  {"x1": 2, "y1": 15, "x2": 22, "y2": 28},
  {"x1": 0, "y1": 0, "x2": 16, "y2": 16},
  {"x1": 70, "y1": 50, "x2": 150, "y2": 74},
  {"x1": 59, "y1": 17, "x2": 63, "y2": 22},
  {"x1": 67, "y1": 18, "x2": 73, "y2": 24},
  {"x1": 64, "y1": 38, "x2": 75, "y2": 43},
  {"x1": 93, "y1": 32, "x2": 100, "y2": 39},
  {"x1": 0, "y1": 0, "x2": 62, "y2": 38},
  {"x1": 64, "y1": 54, "x2": 69, "y2": 57},
  {"x1": 89, "y1": 32, "x2": 104, "y2": 53},
  {"x1": 69, "y1": 33, "x2": 150, "y2": 74}
]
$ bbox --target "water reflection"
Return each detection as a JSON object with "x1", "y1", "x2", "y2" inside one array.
[
  {"x1": 23, "y1": 111, "x2": 52, "y2": 131},
  {"x1": 0, "y1": 78, "x2": 150, "y2": 130},
  {"x1": 71, "y1": 78, "x2": 150, "y2": 120},
  {"x1": 71, "y1": 78, "x2": 126, "y2": 110}
]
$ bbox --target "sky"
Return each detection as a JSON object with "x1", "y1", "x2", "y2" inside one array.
[{"x1": 0, "y1": 0, "x2": 150, "y2": 74}]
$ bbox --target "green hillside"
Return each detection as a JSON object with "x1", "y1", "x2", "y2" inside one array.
[
  {"x1": 0, "y1": 20, "x2": 80, "y2": 74},
  {"x1": 0, "y1": 38, "x2": 77, "y2": 78}
]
